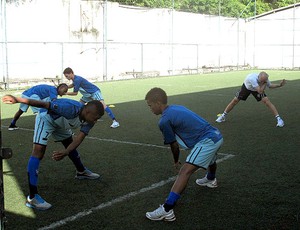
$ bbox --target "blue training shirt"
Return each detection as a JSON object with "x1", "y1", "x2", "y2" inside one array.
[
  {"x1": 23, "y1": 84, "x2": 58, "y2": 100},
  {"x1": 159, "y1": 105, "x2": 222, "y2": 149},
  {"x1": 40, "y1": 98, "x2": 94, "y2": 135},
  {"x1": 73, "y1": 75, "x2": 99, "y2": 94}
]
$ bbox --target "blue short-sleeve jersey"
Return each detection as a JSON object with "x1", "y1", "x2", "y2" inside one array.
[
  {"x1": 159, "y1": 105, "x2": 222, "y2": 149},
  {"x1": 40, "y1": 98, "x2": 94, "y2": 135},
  {"x1": 23, "y1": 84, "x2": 58, "y2": 100},
  {"x1": 73, "y1": 75, "x2": 99, "y2": 94}
]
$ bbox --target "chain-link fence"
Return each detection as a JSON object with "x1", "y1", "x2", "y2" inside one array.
[{"x1": 1, "y1": 1, "x2": 300, "y2": 88}]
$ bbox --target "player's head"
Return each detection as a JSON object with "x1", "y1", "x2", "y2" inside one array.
[
  {"x1": 258, "y1": 71, "x2": 269, "y2": 83},
  {"x1": 63, "y1": 67, "x2": 74, "y2": 80},
  {"x1": 145, "y1": 87, "x2": 168, "y2": 115},
  {"x1": 57, "y1": 83, "x2": 68, "y2": 96},
  {"x1": 82, "y1": 100, "x2": 104, "y2": 124}
]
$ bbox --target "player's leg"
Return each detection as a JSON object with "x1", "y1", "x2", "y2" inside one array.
[
  {"x1": 57, "y1": 134, "x2": 100, "y2": 180},
  {"x1": 194, "y1": 138, "x2": 223, "y2": 188},
  {"x1": 261, "y1": 97, "x2": 284, "y2": 127},
  {"x1": 93, "y1": 90, "x2": 119, "y2": 128},
  {"x1": 26, "y1": 113, "x2": 54, "y2": 210},
  {"x1": 26, "y1": 144, "x2": 52, "y2": 210},
  {"x1": 146, "y1": 163, "x2": 198, "y2": 222},
  {"x1": 216, "y1": 84, "x2": 248, "y2": 123},
  {"x1": 8, "y1": 109, "x2": 24, "y2": 130}
]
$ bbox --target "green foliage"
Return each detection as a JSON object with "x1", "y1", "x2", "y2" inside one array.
[{"x1": 112, "y1": 0, "x2": 299, "y2": 18}]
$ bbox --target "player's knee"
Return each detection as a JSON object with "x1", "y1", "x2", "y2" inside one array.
[
  {"x1": 32, "y1": 145, "x2": 46, "y2": 159},
  {"x1": 61, "y1": 136, "x2": 73, "y2": 148},
  {"x1": 261, "y1": 97, "x2": 270, "y2": 105}
]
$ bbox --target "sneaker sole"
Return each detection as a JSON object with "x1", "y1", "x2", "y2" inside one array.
[
  {"x1": 8, "y1": 128, "x2": 19, "y2": 131},
  {"x1": 26, "y1": 202, "x2": 52, "y2": 211},
  {"x1": 146, "y1": 214, "x2": 176, "y2": 222},
  {"x1": 75, "y1": 175, "x2": 101, "y2": 180},
  {"x1": 195, "y1": 180, "x2": 218, "y2": 188},
  {"x1": 110, "y1": 125, "x2": 120, "y2": 128}
]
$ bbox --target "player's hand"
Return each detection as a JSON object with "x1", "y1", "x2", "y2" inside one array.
[
  {"x1": 280, "y1": 79, "x2": 286, "y2": 87},
  {"x1": 52, "y1": 150, "x2": 68, "y2": 161},
  {"x1": 2, "y1": 95, "x2": 18, "y2": 104}
]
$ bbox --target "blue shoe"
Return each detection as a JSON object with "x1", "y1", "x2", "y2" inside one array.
[{"x1": 26, "y1": 194, "x2": 52, "y2": 210}]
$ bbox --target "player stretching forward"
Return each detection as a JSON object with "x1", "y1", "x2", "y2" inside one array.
[
  {"x1": 2, "y1": 95, "x2": 104, "y2": 210},
  {"x1": 145, "y1": 87, "x2": 223, "y2": 221},
  {"x1": 8, "y1": 83, "x2": 68, "y2": 130},
  {"x1": 216, "y1": 71, "x2": 286, "y2": 127},
  {"x1": 63, "y1": 67, "x2": 120, "y2": 128}
]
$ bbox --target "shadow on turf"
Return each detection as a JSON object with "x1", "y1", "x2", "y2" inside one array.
[{"x1": 2, "y1": 80, "x2": 300, "y2": 229}]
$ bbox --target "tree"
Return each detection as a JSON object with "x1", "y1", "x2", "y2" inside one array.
[{"x1": 112, "y1": 0, "x2": 299, "y2": 18}]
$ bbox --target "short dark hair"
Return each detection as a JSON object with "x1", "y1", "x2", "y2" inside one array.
[
  {"x1": 145, "y1": 87, "x2": 168, "y2": 104},
  {"x1": 63, "y1": 67, "x2": 73, "y2": 75},
  {"x1": 86, "y1": 100, "x2": 105, "y2": 117},
  {"x1": 57, "y1": 83, "x2": 68, "y2": 89}
]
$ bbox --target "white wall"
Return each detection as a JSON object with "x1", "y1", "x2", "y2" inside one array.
[{"x1": 0, "y1": 0, "x2": 299, "y2": 83}]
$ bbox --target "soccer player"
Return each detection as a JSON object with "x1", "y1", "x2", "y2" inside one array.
[
  {"x1": 2, "y1": 95, "x2": 104, "y2": 210},
  {"x1": 8, "y1": 83, "x2": 68, "y2": 130},
  {"x1": 145, "y1": 87, "x2": 223, "y2": 221},
  {"x1": 216, "y1": 71, "x2": 286, "y2": 127},
  {"x1": 63, "y1": 67, "x2": 120, "y2": 128}
]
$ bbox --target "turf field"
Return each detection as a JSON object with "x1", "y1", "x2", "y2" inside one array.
[{"x1": 1, "y1": 70, "x2": 300, "y2": 230}]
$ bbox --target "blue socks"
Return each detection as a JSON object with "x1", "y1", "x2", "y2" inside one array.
[
  {"x1": 105, "y1": 107, "x2": 116, "y2": 120},
  {"x1": 207, "y1": 172, "x2": 215, "y2": 180},
  {"x1": 68, "y1": 150, "x2": 85, "y2": 172},
  {"x1": 164, "y1": 192, "x2": 181, "y2": 211},
  {"x1": 27, "y1": 156, "x2": 40, "y2": 198}
]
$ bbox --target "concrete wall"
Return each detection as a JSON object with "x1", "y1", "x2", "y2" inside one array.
[{"x1": 0, "y1": 0, "x2": 299, "y2": 84}]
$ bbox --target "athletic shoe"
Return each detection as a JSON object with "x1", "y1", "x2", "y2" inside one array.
[
  {"x1": 75, "y1": 168, "x2": 100, "y2": 180},
  {"x1": 196, "y1": 176, "x2": 218, "y2": 188},
  {"x1": 25, "y1": 194, "x2": 52, "y2": 210},
  {"x1": 146, "y1": 205, "x2": 176, "y2": 221},
  {"x1": 215, "y1": 115, "x2": 225, "y2": 123},
  {"x1": 8, "y1": 124, "x2": 19, "y2": 131},
  {"x1": 276, "y1": 118, "x2": 284, "y2": 127},
  {"x1": 110, "y1": 120, "x2": 120, "y2": 128}
]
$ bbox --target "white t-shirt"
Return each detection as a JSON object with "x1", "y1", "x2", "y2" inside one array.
[{"x1": 244, "y1": 73, "x2": 271, "y2": 91}]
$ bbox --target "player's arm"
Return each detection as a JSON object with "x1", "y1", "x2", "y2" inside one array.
[
  {"x1": 255, "y1": 82, "x2": 268, "y2": 94},
  {"x1": 65, "y1": 91, "x2": 78, "y2": 96},
  {"x1": 68, "y1": 83, "x2": 74, "y2": 89},
  {"x1": 170, "y1": 141, "x2": 181, "y2": 169},
  {"x1": 52, "y1": 131, "x2": 86, "y2": 161},
  {"x1": 269, "y1": 79, "x2": 286, "y2": 89},
  {"x1": 2, "y1": 95, "x2": 50, "y2": 109}
]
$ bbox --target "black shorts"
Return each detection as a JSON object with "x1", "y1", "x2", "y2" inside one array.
[{"x1": 235, "y1": 84, "x2": 266, "y2": 102}]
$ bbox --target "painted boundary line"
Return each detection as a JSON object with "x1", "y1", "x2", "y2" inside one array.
[
  {"x1": 2, "y1": 126, "x2": 235, "y2": 229},
  {"x1": 38, "y1": 154, "x2": 234, "y2": 230}
]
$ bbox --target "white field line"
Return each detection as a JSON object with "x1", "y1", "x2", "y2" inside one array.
[
  {"x1": 38, "y1": 153, "x2": 234, "y2": 230},
  {"x1": 2, "y1": 125, "x2": 234, "y2": 229}
]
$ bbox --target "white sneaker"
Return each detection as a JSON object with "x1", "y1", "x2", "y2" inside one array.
[
  {"x1": 110, "y1": 120, "x2": 120, "y2": 128},
  {"x1": 75, "y1": 168, "x2": 100, "y2": 180},
  {"x1": 276, "y1": 118, "x2": 284, "y2": 127},
  {"x1": 146, "y1": 205, "x2": 176, "y2": 221},
  {"x1": 215, "y1": 115, "x2": 225, "y2": 123},
  {"x1": 26, "y1": 194, "x2": 52, "y2": 210},
  {"x1": 196, "y1": 176, "x2": 218, "y2": 188}
]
